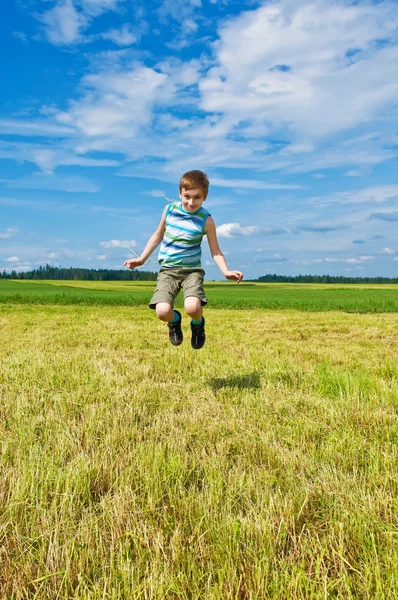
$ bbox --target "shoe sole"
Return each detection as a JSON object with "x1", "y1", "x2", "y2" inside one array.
[{"x1": 191, "y1": 340, "x2": 205, "y2": 349}]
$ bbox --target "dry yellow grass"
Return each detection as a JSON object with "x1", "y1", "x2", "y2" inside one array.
[{"x1": 0, "y1": 304, "x2": 397, "y2": 598}]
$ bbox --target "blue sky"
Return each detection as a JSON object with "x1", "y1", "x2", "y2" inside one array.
[{"x1": 1, "y1": 0, "x2": 398, "y2": 279}]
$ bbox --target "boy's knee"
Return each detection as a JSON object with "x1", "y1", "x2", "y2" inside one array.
[
  {"x1": 155, "y1": 303, "x2": 173, "y2": 321},
  {"x1": 184, "y1": 296, "x2": 201, "y2": 315}
]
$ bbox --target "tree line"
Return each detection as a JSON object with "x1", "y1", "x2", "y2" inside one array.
[
  {"x1": 256, "y1": 273, "x2": 398, "y2": 284},
  {"x1": 0, "y1": 264, "x2": 158, "y2": 281},
  {"x1": 1, "y1": 265, "x2": 397, "y2": 284}
]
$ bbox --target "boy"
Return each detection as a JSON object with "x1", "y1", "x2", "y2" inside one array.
[{"x1": 124, "y1": 170, "x2": 243, "y2": 349}]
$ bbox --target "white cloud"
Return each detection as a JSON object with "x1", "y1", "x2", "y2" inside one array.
[
  {"x1": 0, "y1": 263, "x2": 32, "y2": 273},
  {"x1": 6, "y1": 256, "x2": 20, "y2": 262},
  {"x1": 9, "y1": 174, "x2": 100, "y2": 193},
  {"x1": 0, "y1": 228, "x2": 19, "y2": 239},
  {"x1": 57, "y1": 65, "x2": 168, "y2": 141},
  {"x1": 307, "y1": 184, "x2": 398, "y2": 207},
  {"x1": 0, "y1": 119, "x2": 75, "y2": 138},
  {"x1": 101, "y1": 24, "x2": 137, "y2": 47},
  {"x1": 7, "y1": 0, "x2": 398, "y2": 183},
  {"x1": 158, "y1": 0, "x2": 201, "y2": 24},
  {"x1": 200, "y1": 1, "x2": 398, "y2": 139},
  {"x1": 100, "y1": 239, "x2": 138, "y2": 248},
  {"x1": 315, "y1": 255, "x2": 375, "y2": 264},
  {"x1": 39, "y1": 0, "x2": 88, "y2": 45},
  {"x1": 96, "y1": 254, "x2": 107, "y2": 260},
  {"x1": 271, "y1": 136, "x2": 398, "y2": 174},
  {"x1": 80, "y1": 0, "x2": 123, "y2": 17},
  {"x1": 255, "y1": 253, "x2": 287, "y2": 263},
  {"x1": 38, "y1": 0, "x2": 125, "y2": 46},
  {"x1": 381, "y1": 247, "x2": 395, "y2": 254},
  {"x1": 156, "y1": 58, "x2": 202, "y2": 88},
  {"x1": 147, "y1": 189, "x2": 167, "y2": 197},
  {"x1": 346, "y1": 169, "x2": 367, "y2": 177},
  {"x1": 0, "y1": 140, "x2": 119, "y2": 172},
  {"x1": 216, "y1": 222, "x2": 260, "y2": 238},
  {"x1": 13, "y1": 31, "x2": 28, "y2": 43},
  {"x1": 211, "y1": 177, "x2": 301, "y2": 190}
]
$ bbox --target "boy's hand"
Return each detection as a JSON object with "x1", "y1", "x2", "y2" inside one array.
[
  {"x1": 224, "y1": 270, "x2": 243, "y2": 283},
  {"x1": 124, "y1": 258, "x2": 144, "y2": 270}
]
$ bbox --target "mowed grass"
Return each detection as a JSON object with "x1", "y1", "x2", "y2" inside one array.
[
  {"x1": 1, "y1": 302, "x2": 397, "y2": 599},
  {"x1": 1, "y1": 279, "x2": 398, "y2": 312}
]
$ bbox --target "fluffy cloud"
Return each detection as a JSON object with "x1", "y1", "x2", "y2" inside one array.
[
  {"x1": 216, "y1": 223, "x2": 260, "y2": 238},
  {"x1": 158, "y1": 0, "x2": 202, "y2": 25},
  {"x1": 201, "y1": 1, "x2": 398, "y2": 139},
  {"x1": 217, "y1": 222, "x2": 289, "y2": 238},
  {"x1": 80, "y1": 0, "x2": 123, "y2": 17},
  {"x1": 55, "y1": 66, "x2": 168, "y2": 143},
  {"x1": 255, "y1": 253, "x2": 287, "y2": 263},
  {"x1": 211, "y1": 177, "x2": 300, "y2": 190},
  {"x1": 100, "y1": 239, "x2": 138, "y2": 248},
  {"x1": 0, "y1": 119, "x2": 74, "y2": 138},
  {"x1": 39, "y1": 0, "x2": 88, "y2": 45},
  {"x1": 314, "y1": 255, "x2": 375, "y2": 264},
  {"x1": 8, "y1": 0, "x2": 398, "y2": 180},
  {"x1": 0, "y1": 140, "x2": 119, "y2": 172},
  {"x1": 100, "y1": 24, "x2": 137, "y2": 46},
  {"x1": 9, "y1": 174, "x2": 100, "y2": 193},
  {"x1": 146, "y1": 189, "x2": 166, "y2": 197},
  {"x1": 0, "y1": 228, "x2": 19, "y2": 239},
  {"x1": 38, "y1": 0, "x2": 126, "y2": 45},
  {"x1": 307, "y1": 185, "x2": 398, "y2": 207}
]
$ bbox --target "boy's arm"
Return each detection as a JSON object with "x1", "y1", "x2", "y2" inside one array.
[
  {"x1": 124, "y1": 206, "x2": 167, "y2": 269},
  {"x1": 205, "y1": 217, "x2": 243, "y2": 283}
]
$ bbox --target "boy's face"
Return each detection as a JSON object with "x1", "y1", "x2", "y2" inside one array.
[{"x1": 179, "y1": 187, "x2": 206, "y2": 213}]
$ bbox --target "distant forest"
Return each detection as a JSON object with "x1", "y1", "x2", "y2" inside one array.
[
  {"x1": 1, "y1": 264, "x2": 398, "y2": 284},
  {"x1": 0, "y1": 264, "x2": 157, "y2": 281},
  {"x1": 256, "y1": 273, "x2": 398, "y2": 284}
]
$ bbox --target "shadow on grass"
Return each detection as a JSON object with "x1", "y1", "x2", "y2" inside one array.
[{"x1": 209, "y1": 372, "x2": 261, "y2": 391}]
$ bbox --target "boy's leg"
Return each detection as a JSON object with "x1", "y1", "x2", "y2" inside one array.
[
  {"x1": 156, "y1": 303, "x2": 183, "y2": 346},
  {"x1": 155, "y1": 302, "x2": 174, "y2": 322},
  {"x1": 149, "y1": 269, "x2": 183, "y2": 346},
  {"x1": 181, "y1": 269, "x2": 207, "y2": 350},
  {"x1": 184, "y1": 296, "x2": 202, "y2": 322},
  {"x1": 184, "y1": 296, "x2": 205, "y2": 350}
]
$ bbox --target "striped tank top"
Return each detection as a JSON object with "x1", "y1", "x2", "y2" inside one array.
[{"x1": 158, "y1": 202, "x2": 211, "y2": 268}]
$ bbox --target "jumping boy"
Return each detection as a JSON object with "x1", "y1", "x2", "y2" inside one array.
[{"x1": 124, "y1": 170, "x2": 243, "y2": 349}]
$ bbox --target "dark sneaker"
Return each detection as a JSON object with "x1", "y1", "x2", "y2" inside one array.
[
  {"x1": 168, "y1": 310, "x2": 183, "y2": 346},
  {"x1": 191, "y1": 317, "x2": 205, "y2": 350}
]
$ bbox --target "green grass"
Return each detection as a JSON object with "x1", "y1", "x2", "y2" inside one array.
[
  {"x1": 1, "y1": 303, "x2": 397, "y2": 598},
  {"x1": 1, "y1": 279, "x2": 398, "y2": 312}
]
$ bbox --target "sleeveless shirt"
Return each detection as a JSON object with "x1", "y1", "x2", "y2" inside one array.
[{"x1": 158, "y1": 202, "x2": 211, "y2": 268}]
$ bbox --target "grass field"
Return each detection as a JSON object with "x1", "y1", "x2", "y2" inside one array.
[
  {"x1": 1, "y1": 279, "x2": 398, "y2": 312},
  {"x1": 0, "y1": 282, "x2": 397, "y2": 598}
]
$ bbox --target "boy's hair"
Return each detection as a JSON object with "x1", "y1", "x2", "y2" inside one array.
[{"x1": 179, "y1": 170, "x2": 209, "y2": 198}]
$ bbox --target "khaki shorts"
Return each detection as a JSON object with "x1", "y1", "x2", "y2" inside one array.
[{"x1": 149, "y1": 267, "x2": 207, "y2": 309}]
